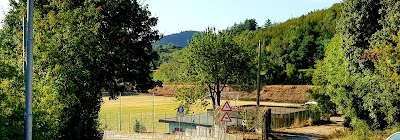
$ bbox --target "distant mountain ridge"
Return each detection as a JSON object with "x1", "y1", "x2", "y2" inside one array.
[{"x1": 154, "y1": 31, "x2": 200, "y2": 47}]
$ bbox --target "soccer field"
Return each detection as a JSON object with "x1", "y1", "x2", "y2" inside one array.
[
  {"x1": 99, "y1": 94, "x2": 301, "y2": 133},
  {"x1": 99, "y1": 94, "x2": 208, "y2": 133}
]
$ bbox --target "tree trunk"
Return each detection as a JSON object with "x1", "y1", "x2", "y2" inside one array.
[
  {"x1": 216, "y1": 79, "x2": 221, "y2": 106},
  {"x1": 208, "y1": 85, "x2": 216, "y2": 109},
  {"x1": 216, "y1": 90, "x2": 221, "y2": 106},
  {"x1": 210, "y1": 94, "x2": 216, "y2": 109}
]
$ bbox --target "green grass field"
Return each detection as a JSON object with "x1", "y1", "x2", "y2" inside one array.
[{"x1": 99, "y1": 94, "x2": 301, "y2": 133}]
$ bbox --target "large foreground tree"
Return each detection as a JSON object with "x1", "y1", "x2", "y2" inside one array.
[{"x1": 0, "y1": 0, "x2": 160, "y2": 139}]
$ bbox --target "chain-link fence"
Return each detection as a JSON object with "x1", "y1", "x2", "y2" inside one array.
[
  {"x1": 100, "y1": 113, "x2": 178, "y2": 134},
  {"x1": 100, "y1": 106, "x2": 318, "y2": 140},
  {"x1": 269, "y1": 107, "x2": 317, "y2": 129}
]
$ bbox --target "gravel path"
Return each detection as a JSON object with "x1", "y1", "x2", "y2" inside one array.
[{"x1": 271, "y1": 123, "x2": 344, "y2": 140}]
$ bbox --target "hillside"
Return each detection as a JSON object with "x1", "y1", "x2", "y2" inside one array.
[
  {"x1": 231, "y1": 4, "x2": 341, "y2": 85},
  {"x1": 149, "y1": 85, "x2": 312, "y2": 103},
  {"x1": 154, "y1": 4, "x2": 342, "y2": 85},
  {"x1": 154, "y1": 30, "x2": 200, "y2": 47}
]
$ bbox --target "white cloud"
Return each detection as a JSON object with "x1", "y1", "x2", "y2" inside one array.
[{"x1": 0, "y1": 0, "x2": 11, "y2": 29}]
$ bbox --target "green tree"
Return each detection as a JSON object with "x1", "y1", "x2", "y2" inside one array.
[
  {"x1": 98, "y1": 0, "x2": 160, "y2": 94},
  {"x1": 175, "y1": 85, "x2": 208, "y2": 114},
  {"x1": 263, "y1": 19, "x2": 273, "y2": 28},
  {"x1": 310, "y1": 35, "x2": 347, "y2": 118},
  {"x1": 227, "y1": 19, "x2": 258, "y2": 35},
  {"x1": 0, "y1": 0, "x2": 160, "y2": 139},
  {"x1": 180, "y1": 28, "x2": 253, "y2": 108},
  {"x1": 153, "y1": 43, "x2": 184, "y2": 67},
  {"x1": 314, "y1": 0, "x2": 400, "y2": 130}
]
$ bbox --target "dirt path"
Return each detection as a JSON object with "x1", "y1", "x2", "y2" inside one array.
[{"x1": 271, "y1": 123, "x2": 344, "y2": 140}]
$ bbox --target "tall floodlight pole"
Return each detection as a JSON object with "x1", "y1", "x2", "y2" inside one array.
[
  {"x1": 25, "y1": 0, "x2": 34, "y2": 139},
  {"x1": 257, "y1": 40, "x2": 261, "y2": 106}
]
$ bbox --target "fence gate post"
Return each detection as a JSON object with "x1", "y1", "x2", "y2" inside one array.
[{"x1": 264, "y1": 109, "x2": 271, "y2": 140}]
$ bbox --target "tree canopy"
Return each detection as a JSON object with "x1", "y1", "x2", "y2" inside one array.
[
  {"x1": 312, "y1": 0, "x2": 400, "y2": 130},
  {"x1": 0, "y1": 0, "x2": 160, "y2": 139},
  {"x1": 180, "y1": 28, "x2": 253, "y2": 107}
]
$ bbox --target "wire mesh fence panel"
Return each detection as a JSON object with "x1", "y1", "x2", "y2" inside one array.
[
  {"x1": 101, "y1": 107, "x2": 316, "y2": 139},
  {"x1": 100, "y1": 113, "x2": 177, "y2": 134}
]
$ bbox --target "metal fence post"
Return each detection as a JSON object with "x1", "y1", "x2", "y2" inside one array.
[
  {"x1": 129, "y1": 114, "x2": 131, "y2": 134},
  {"x1": 301, "y1": 110, "x2": 303, "y2": 126},
  {"x1": 141, "y1": 113, "x2": 143, "y2": 133},
  {"x1": 283, "y1": 108, "x2": 286, "y2": 128},
  {"x1": 290, "y1": 108, "x2": 293, "y2": 127},
  {"x1": 117, "y1": 114, "x2": 119, "y2": 131},
  {"x1": 105, "y1": 114, "x2": 107, "y2": 129}
]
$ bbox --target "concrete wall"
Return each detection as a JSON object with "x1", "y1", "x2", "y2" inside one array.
[{"x1": 168, "y1": 123, "x2": 196, "y2": 133}]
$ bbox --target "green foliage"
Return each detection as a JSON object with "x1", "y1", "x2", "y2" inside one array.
[
  {"x1": 134, "y1": 119, "x2": 146, "y2": 133},
  {"x1": 155, "y1": 4, "x2": 341, "y2": 88},
  {"x1": 331, "y1": 123, "x2": 400, "y2": 140},
  {"x1": 307, "y1": 105, "x2": 322, "y2": 124},
  {"x1": 313, "y1": 0, "x2": 400, "y2": 130},
  {"x1": 175, "y1": 85, "x2": 208, "y2": 114},
  {"x1": 0, "y1": 0, "x2": 160, "y2": 139},
  {"x1": 153, "y1": 43, "x2": 184, "y2": 67},
  {"x1": 232, "y1": 4, "x2": 341, "y2": 85},
  {"x1": 153, "y1": 61, "x2": 182, "y2": 84},
  {"x1": 180, "y1": 28, "x2": 254, "y2": 107},
  {"x1": 238, "y1": 108, "x2": 265, "y2": 132},
  {"x1": 99, "y1": 0, "x2": 160, "y2": 94},
  {"x1": 153, "y1": 47, "x2": 187, "y2": 84},
  {"x1": 310, "y1": 35, "x2": 345, "y2": 117},
  {"x1": 226, "y1": 19, "x2": 258, "y2": 35},
  {"x1": 263, "y1": 19, "x2": 275, "y2": 29}
]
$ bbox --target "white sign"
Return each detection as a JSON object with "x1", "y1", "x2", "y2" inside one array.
[
  {"x1": 221, "y1": 101, "x2": 232, "y2": 111},
  {"x1": 242, "y1": 119, "x2": 247, "y2": 126},
  {"x1": 221, "y1": 112, "x2": 232, "y2": 122}
]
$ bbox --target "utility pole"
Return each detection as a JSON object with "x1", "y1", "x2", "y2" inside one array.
[
  {"x1": 24, "y1": 0, "x2": 34, "y2": 139},
  {"x1": 257, "y1": 40, "x2": 261, "y2": 106}
]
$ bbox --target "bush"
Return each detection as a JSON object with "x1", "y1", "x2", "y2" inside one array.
[
  {"x1": 306, "y1": 105, "x2": 322, "y2": 125},
  {"x1": 134, "y1": 119, "x2": 146, "y2": 133}
]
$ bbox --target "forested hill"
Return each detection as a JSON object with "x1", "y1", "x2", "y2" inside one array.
[
  {"x1": 232, "y1": 3, "x2": 341, "y2": 85},
  {"x1": 154, "y1": 31, "x2": 200, "y2": 47},
  {"x1": 154, "y1": 4, "x2": 342, "y2": 85}
]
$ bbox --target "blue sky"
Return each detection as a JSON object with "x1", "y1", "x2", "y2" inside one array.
[
  {"x1": 0, "y1": 0, "x2": 342, "y2": 34},
  {"x1": 145, "y1": 0, "x2": 342, "y2": 35}
]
